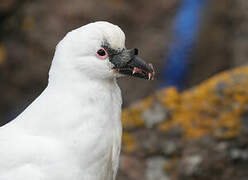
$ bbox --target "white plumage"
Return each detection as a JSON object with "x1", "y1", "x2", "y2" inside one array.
[
  {"x1": 0, "y1": 21, "x2": 124, "y2": 180},
  {"x1": 0, "y1": 21, "x2": 154, "y2": 180}
]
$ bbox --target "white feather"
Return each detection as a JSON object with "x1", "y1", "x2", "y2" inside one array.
[{"x1": 0, "y1": 21, "x2": 125, "y2": 180}]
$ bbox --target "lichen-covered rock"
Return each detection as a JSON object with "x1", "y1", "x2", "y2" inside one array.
[{"x1": 119, "y1": 66, "x2": 248, "y2": 180}]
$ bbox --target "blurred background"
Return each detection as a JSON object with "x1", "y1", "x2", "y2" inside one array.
[{"x1": 1, "y1": 0, "x2": 248, "y2": 179}]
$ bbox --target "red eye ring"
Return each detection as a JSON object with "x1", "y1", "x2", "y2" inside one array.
[{"x1": 96, "y1": 48, "x2": 108, "y2": 59}]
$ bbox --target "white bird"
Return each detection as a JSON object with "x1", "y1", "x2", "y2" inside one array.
[{"x1": 0, "y1": 21, "x2": 154, "y2": 180}]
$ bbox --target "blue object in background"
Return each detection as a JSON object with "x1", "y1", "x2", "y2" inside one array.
[{"x1": 162, "y1": 0, "x2": 208, "y2": 90}]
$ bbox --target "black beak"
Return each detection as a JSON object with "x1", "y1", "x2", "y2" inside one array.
[{"x1": 110, "y1": 48, "x2": 155, "y2": 80}]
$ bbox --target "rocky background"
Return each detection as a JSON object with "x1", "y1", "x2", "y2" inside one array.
[
  {"x1": 1, "y1": 0, "x2": 248, "y2": 179},
  {"x1": 121, "y1": 66, "x2": 248, "y2": 180}
]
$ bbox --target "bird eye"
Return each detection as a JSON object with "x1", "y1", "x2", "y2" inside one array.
[{"x1": 96, "y1": 48, "x2": 108, "y2": 59}]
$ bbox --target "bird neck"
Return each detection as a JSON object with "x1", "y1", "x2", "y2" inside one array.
[{"x1": 14, "y1": 75, "x2": 122, "y2": 137}]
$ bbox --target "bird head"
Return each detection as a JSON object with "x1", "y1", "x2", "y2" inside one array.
[{"x1": 49, "y1": 21, "x2": 155, "y2": 82}]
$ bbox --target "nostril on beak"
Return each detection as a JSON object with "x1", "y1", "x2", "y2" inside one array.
[{"x1": 134, "y1": 48, "x2": 138, "y2": 55}]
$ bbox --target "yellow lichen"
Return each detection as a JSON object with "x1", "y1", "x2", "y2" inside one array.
[
  {"x1": 122, "y1": 96, "x2": 154, "y2": 129},
  {"x1": 123, "y1": 66, "x2": 248, "y2": 139},
  {"x1": 122, "y1": 132, "x2": 137, "y2": 153},
  {"x1": 122, "y1": 108, "x2": 144, "y2": 129},
  {"x1": 158, "y1": 87, "x2": 180, "y2": 109}
]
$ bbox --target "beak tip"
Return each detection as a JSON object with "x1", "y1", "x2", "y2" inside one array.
[{"x1": 148, "y1": 63, "x2": 155, "y2": 80}]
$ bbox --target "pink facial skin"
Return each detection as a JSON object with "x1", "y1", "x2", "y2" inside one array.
[{"x1": 96, "y1": 48, "x2": 108, "y2": 59}]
